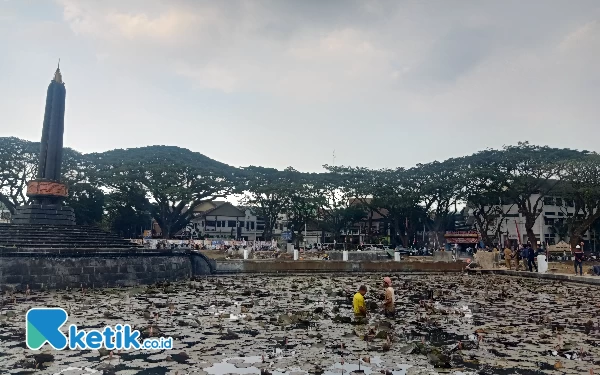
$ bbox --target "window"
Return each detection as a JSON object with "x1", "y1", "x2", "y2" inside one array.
[
  {"x1": 557, "y1": 212, "x2": 564, "y2": 216},
  {"x1": 543, "y1": 197, "x2": 554, "y2": 206},
  {"x1": 257, "y1": 225, "x2": 265, "y2": 231},
  {"x1": 238, "y1": 221, "x2": 244, "y2": 227},
  {"x1": 567, "y1": 213, "x2": 573, "y2": 216},
  {"x1": 544, "y1": 217, "x2": 555, "y2": 225},
  {"x1": 251, "y1": 222, "x2": 255, "y2": 230},
  {"x1": 222, "y1": 221, "x2": 226, "y2": 227},
  {"x1": 544, "y1": 233, "x2": 556, "y2": 245},
  {"x1": 545, "y1": 212, "x2": 556, "y2": 216},
  {"x1": 555, "y1": 198, "x2": 563, "y2": 206},
  {"x1": 228, "y1": 220, "x2": 237, "y2": 227},
  {"x1": 206, "y1": 220, "x2": 215, "y2": 227},
  {"x1": 565, "y1": 199, "x2": 574, "y2": 207},
  {"x1": 217, "y1": 221, "x2": 222, "y2": 227},
  {"x1": 201, "y1": 221, "x2": 204, "y2": 226}
]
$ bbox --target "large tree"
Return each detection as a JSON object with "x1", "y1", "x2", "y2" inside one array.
[
  {"x1": 460, "y1": 150, "x2": 515, "y2": 247},
  {"x1": 500, "y1": 142, "x2": 584, "y2": 249},
  {"x1": 285, "y1": 174, "x2": 325, "y2": 246},
  {"x1": 0, "y1": 137, "x2": 38, "y2": 213},
  {"x1": 92, "y1": 146, "x2": 236, "y2": 239},
  {"x1": 241, "y1": 166, "x2": 296, "y2": 241},
  {"x1": 556, "y1": 154, "x2": 600, "y2": 248},
  {"x1": 410, "y1": 159, "x2": 464, "y2": 246}
]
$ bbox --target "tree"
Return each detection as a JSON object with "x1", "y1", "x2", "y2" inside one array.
[
  {"x1": 92, "y1": 146, "x2": 236, "y2": 239},
  {"x1": 557, "y1": 154, "x2": 600, "y2": 248},
  {"x1": 241, "y1": 166, "x2": 296, "y2": 241},
  {"x1": 460, "y1": 150, "x2": 515, "y2": 247},
  {"x1": 500, "y1": 142, "x2": 584, "y2": 250},
  {"x1": 410, "y1": 159, "x2": 464, "y2": 247},
  {"x1": 103, "y1": 186, "x2": 152, "y2": 238},
  {"x1": 285, "y1": 174, "x2": 325, "y2": 246},
  {"x1": 0, "y1": 137, "x2": 38, "y2": 213},
  {"x1": 66, "y1": 183, "x2": 105, "y2": 226}
]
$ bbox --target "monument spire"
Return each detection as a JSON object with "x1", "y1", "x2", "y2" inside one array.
[
  {"x1": 11, "y1": 64, "x2": 75, "y2": 225},
  {"x1": 54, "y1": 59, "x2": 62, "y2": 83}
]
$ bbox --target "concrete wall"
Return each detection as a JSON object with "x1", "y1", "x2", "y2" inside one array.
[
  {"x1": 328, "y1": 251, "x2": 391, "y2": 261},
  {"x1": 432, "y1": 252, "x2": 454, "y2": 262},
  {"x1": 213, "y1": 260, "x2": 464, "y2": 274},
  {"x1": 474, "y1": 252, "x2": 496, "y2": 269},
  {"x1": 0, "y1": 249, "x2": 216, "y2": 291}
]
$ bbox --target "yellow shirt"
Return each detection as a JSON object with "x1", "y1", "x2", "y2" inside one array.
[{"x1": 353, "y1": 292, "x2": 365, "y2": 316}]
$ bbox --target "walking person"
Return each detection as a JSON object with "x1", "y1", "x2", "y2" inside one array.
[{"x1": 573, "y1": 245, "x2": 584, "y2": 276}]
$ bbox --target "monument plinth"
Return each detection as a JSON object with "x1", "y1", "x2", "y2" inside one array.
[{"x1": 11, "y1": 66, "x2": 76, "y2": 225}]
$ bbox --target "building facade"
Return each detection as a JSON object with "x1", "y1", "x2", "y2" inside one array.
[
  {"x1": 183, "y1": 201, "x2": 265, "y2": 240},
  {"x1": 467, "y1": 193, "x2": 597, "y2": 249}
]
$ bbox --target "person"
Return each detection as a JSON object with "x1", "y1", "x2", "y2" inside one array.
[
  {"x1": 574, "y1": 245, "x2": 584, "y2": 276},
  {"x1": 503, "y1": 246, "x2": 512, "y2": 269},
  {"x1": 382, "y1": 277, "x2": 395, "y2": 317},
  {"x1": 527, "y1": 244, "x2": 538, "y2": 272},
  {"x1": 520, "y1": 245, "x2": 528, "y2": 271},
  {"x1": 353, "y1": 285, "x2": 368, "y2": 322}
]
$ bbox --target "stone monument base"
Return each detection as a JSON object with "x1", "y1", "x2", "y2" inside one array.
[{"x1": 11, "y1": 204, "x2": 76, "y2": 225}]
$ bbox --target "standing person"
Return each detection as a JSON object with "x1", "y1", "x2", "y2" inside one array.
[
  {"x1": 527, "y1": 244, "x2": 538, "y2": 272},
  {"x1": 573, "y1": 245, "x2": 584, "y2": 276},
  {"x1": 382, "y1": 277, "x2": 395, "y2": 317},
  {"x1": 519, "y1": 245, "x2": 528, "y2": 271},
  {"x1": 503, "y1": 246, "x2": 512, "y2": 269},
  {"x1": 353, "y1": 285, "x2": 368, "y2": 322}
]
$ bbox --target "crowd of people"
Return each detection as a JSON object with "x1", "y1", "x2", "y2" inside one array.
[{"x1": 464, "y1": 241, "x2": 591, "y2": 276}]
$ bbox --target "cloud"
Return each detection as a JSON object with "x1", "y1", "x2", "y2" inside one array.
[{"x1": 3, "y1": 0, "x2": 600, "y2": 171}]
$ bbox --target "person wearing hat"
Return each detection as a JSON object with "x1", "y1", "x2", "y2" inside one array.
[
  {"x1": 382, "y1": 277, "x2": 395, "y2": 317},
  {"x1": 573, "y1": 245, "x2": 584, "y2": 276}
]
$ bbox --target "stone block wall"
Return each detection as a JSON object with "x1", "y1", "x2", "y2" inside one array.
[
  {"x1": 432, "y1": 252, "x2": 454, "y2": 262},
  {"x1": 328, "y1": 251, "x2": 391, "y2": 261},
  {"x1": 474, "y1": 252, "x2": 495, "y2": 269},
  {"x1": 0, "y1": 254, "x2": 193, "y2": 291}
]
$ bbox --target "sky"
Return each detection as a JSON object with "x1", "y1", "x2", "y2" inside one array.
[{"x1": 1, "y1": 0, "x2": 599, "y2": 172}]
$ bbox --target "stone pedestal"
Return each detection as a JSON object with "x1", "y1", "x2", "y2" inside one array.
[
  {"x1": 10, "y1": 179, "x2": 75, "y2": 226},
  {"x1": 11, "y1": 204, "x2": 75, "y2": 225}
]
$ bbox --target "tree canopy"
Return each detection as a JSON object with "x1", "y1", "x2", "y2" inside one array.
[{"x1": 1, "y1": 136, "x2": 598, "y2": 247}]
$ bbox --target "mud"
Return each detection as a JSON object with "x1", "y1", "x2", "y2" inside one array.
[{"x1": 1, "y1": 273, "x2": 599, "y2": 374}]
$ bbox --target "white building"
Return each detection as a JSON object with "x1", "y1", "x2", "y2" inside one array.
[
  {"x1": 183, "y1": 201, "x2": 265, "y2": 240},
  {"x1": 467, "y1": 193, "x2": 595, "y2": 248}
]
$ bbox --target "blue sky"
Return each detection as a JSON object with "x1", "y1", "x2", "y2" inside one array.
[{"x1": 1, "y1": 0, "x2": 599, "y2": 171}]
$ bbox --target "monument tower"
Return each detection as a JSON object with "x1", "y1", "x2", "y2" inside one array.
[{"x1": 11, "y1": 65, "x2": 76, "y2": 225}]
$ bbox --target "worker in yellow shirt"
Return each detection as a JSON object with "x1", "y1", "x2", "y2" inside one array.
[{"x1": 353, "y1": 285, "x2": 368, "y2": 323}]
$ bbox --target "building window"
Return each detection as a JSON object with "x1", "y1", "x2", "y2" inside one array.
[
  {"x1": 206, "y1": 220, "x2": 215, "y2": 227},
  {"x1": 555, "y1": 198, "x2": 563, "y2": 206},
  {"x1": 217, "y1": 221, "x2": 222, "y2": 227},
  {"x1": 557, "y1": 212, "x2": 564, "y2": 216},
  {"x1": 564, "y1": 199, "x2": 574, "y2": 207},
  {"x1": 545, "y1": 212, "x2": 555, "y2": 216},
  {"x1": 543, "y1": 197, "x2": 554, "y2": 206},
  {"x1": 251, "y1": 222, "x2": 255, "y2": 230},
  {"x1": 257, "y1": 225, "x2": 265, "y2": 231},
  {"x1": 544, "y1": 217, "x2": 555, "y2": 225},
  {"x1": 544, "y1": 233, "x2": 556, "y2": 245},
  {"x1": 228, "y1": 220, "x2": 237, "y2": 227},
  {"x1": 238, "y1": 221, "x2": 245, "y2": 227}
]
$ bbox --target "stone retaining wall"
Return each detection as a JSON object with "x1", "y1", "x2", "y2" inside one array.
[
  {"x1": 214, "y1": 260, "x2": 464, "y2": 274},
  {"x1": 328, "y1": 251, "x2": 391, "y2": 261},
  {"x1": 0, "y1": 249, "x2": 215, "y2": 291}
]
